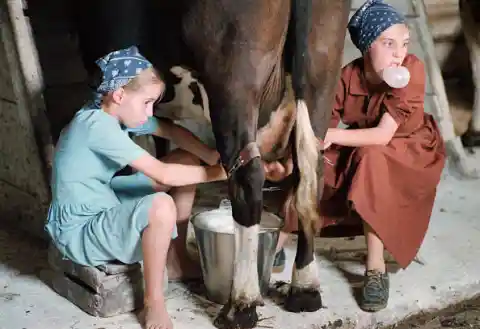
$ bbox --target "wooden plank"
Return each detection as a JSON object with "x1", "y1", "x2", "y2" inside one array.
[
  {"x1": 3, "y1": 0, "x2": 55, "y2": 183},
  {"x1": 0, "y1": 9, "x2": 16, "y2": 101},
  {"x1": 412, "y1": 0, "x2": 477, "y2": 178},
  {"x1": 351, "y1": 0, "x2": 415, "y2": 16},
  {"x1": 0, "y1": 100, "x2": 50, "y2": 202},
  {"x1": 423, "y1": 0, "x2": 461, "y2": 41}
]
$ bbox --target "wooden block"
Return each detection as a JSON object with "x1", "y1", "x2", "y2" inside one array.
[
  {"x1": 97, "y1": 262, "x2": 142, "y2": 276},
  {"x1": 48, "y1": 244, "x2": 141, "y2": 294},
  {"x1": 50, "y1": 268, "x2": 144, "y2": 317}
]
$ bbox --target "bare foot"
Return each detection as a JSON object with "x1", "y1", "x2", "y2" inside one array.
[{"x1": 144, "y1": 302, "x2": 173, "y2": 329}]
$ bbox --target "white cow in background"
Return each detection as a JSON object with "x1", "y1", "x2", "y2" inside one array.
[{"x1": 153, "y1": 66, "x2": 216, "y2": 149}]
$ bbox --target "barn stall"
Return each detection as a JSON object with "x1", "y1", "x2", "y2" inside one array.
[{"x1": 0, "y1": 0, "x2": 473, "y2": 240}]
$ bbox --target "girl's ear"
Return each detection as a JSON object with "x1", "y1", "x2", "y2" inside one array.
[{"x1": 111, "y1": 88, "x2": 126, "y2": 105}]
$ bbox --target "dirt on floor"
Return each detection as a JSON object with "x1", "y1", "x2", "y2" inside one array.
[{"x1": 382, "y1": 295, "x2": 480, "y2": 329}]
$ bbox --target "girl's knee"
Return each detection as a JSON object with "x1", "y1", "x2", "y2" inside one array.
[{"x1": 149, "y1": 193, "x2": 177, "y2": 226}]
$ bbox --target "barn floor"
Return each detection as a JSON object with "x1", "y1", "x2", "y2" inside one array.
[{"x1": 0, "y1": 147, "x2": 480, "y2": 329}]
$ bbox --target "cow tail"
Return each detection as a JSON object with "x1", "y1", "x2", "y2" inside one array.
[{"x1": 290, "y1": 0, "x2": 320, "y2": 235}]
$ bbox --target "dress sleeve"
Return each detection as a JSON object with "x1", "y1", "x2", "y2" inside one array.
[
  {"x1": 87, "y1": 111, "x2": 148, "y2": 168},
  {"x1": 382, "y1": 55, "x2": 426, "y2": 126},
  {"x1": 330, "y1": 74, "x2": 346, "y2": 129}
]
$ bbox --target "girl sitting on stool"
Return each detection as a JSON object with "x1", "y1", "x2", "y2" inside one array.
[{"x1": 45, "y1": 46, "x2": 226, "y2": 329}]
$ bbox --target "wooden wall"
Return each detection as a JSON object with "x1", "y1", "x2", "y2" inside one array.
[
  {"x1": 425, "y1": 0, "x2": 470, "y2": 77},
  {"x1": 424, "y1": 0, "x2": 474, "y2": 135}
]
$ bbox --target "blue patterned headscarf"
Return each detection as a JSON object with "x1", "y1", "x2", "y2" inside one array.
[
  {"x1": 85, "y1": 45, "x2": 153, "y2": 109},
  {"x1": 348, "y1": 0, "x2": 406, "y2": 54},
  {"x1": 96, "y1": 45, "x2": 153, "y2": 93}
]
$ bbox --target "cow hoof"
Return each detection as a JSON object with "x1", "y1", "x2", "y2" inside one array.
[
  {"x1": 213, "y1": 301, "x2": 259, "y2": 329},
  {"x1": 461, "y1": 130, "x2": 480, "y2": 149},
  {"x1": 285, "y1": 287, "x2": 323, "y2": 313}
]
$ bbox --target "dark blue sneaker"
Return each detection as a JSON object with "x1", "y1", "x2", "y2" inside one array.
[{"x1": 360, "y1": 270, "x2": 390, "y2": 312}]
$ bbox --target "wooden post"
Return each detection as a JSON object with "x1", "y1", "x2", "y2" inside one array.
[
  {"x1": 5, "y1": 0, "x2": 54, "y2": 183},
  {"x1": 412, "y1": 0, "x2": 478, "y2": 179}
]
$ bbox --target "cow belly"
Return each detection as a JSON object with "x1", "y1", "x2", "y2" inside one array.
[{"x1": 155, "y1": 66, "x2": 295, "y2": 160}]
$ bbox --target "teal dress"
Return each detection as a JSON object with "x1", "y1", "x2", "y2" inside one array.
[{"x1": 45, "y1": 107, "x2": 177, "y2": 267}]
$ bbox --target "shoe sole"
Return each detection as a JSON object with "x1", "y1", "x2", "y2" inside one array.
[{"x1": 359, "y1": 302, "x2": 387, "y2": 312}]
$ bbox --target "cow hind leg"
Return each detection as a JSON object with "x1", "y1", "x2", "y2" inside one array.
[{"x1": 285, "y1": 218, "x2": 322, "y2": 312}]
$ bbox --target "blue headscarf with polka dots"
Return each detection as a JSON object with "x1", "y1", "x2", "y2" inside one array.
[
  {"x1": 348, "y1": 0, "x2": 406, "y2": 54},
  {"x1": 96, "y1": 45, "x2": 153, "y2": 93}
]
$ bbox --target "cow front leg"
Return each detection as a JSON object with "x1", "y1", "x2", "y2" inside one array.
[
  {"x1": 285, "y1": 219, "x2": 323, "y2": 312},
  {"x1": 214, "y1": 157, "x2": 265, "y2": 329}
]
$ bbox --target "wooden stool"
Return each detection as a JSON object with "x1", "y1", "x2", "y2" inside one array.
[{"x1": 47, "y1": 244, "x2": 145, "y2": 317}]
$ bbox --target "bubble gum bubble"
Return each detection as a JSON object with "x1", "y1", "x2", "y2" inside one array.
[{"x1": 382, "y1": 66, "x2": 410, "y2": 89}]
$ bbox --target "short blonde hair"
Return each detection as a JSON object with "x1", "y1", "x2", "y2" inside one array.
[{"x1": 123, "y1": 67, "x2": 165, "y2": 92}]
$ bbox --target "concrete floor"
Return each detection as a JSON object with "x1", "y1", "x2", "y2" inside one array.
[{"x1": 1, "y1": 151, "x2": 480, "y2": 329}]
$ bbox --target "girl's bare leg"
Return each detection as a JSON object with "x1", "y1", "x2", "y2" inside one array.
[
  {"x1": 142, "y1": 193, "x2": 177, "y2": 329},
  {"x1": 363, "y1": 221, "x2": 385, "y2": 273},
  {"x1": 361, "y1": 221, "x2": 389, "y2": 312},
  {"x1": 160, "y1": 149, "x2": 202, "y2": 280}
]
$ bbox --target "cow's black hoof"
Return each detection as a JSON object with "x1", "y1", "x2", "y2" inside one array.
[
  {"x1": 214, "y1": 301, "x2": 259, "y2": 329},
  {"x1": 285, "y1": 286, "x2": 323, "y2": 313},
  {"x1": 461, "y1": 130, "x2": 480, "y2": 150}
]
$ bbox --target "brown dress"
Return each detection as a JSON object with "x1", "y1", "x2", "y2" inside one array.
[{"x1": 274, "y1": 54, "x2": 446, "y2": 269}]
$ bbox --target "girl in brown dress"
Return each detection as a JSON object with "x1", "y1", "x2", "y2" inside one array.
[{"x1": 265, "y1": 0, "x2": 446, "y2": 312}]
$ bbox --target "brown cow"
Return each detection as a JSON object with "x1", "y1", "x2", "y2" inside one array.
[{"x1": 72, "y1": 0, "x2": 352, "y2": 328}]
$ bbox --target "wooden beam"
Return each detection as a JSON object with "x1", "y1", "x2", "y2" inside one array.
[{"x1": 412, "y1": 0, "x2": 478, "y2": 179}]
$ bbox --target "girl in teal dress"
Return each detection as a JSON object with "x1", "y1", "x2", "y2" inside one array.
[{"x1": 45, "y1": 46, "x2": 226, "y2": 329}]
